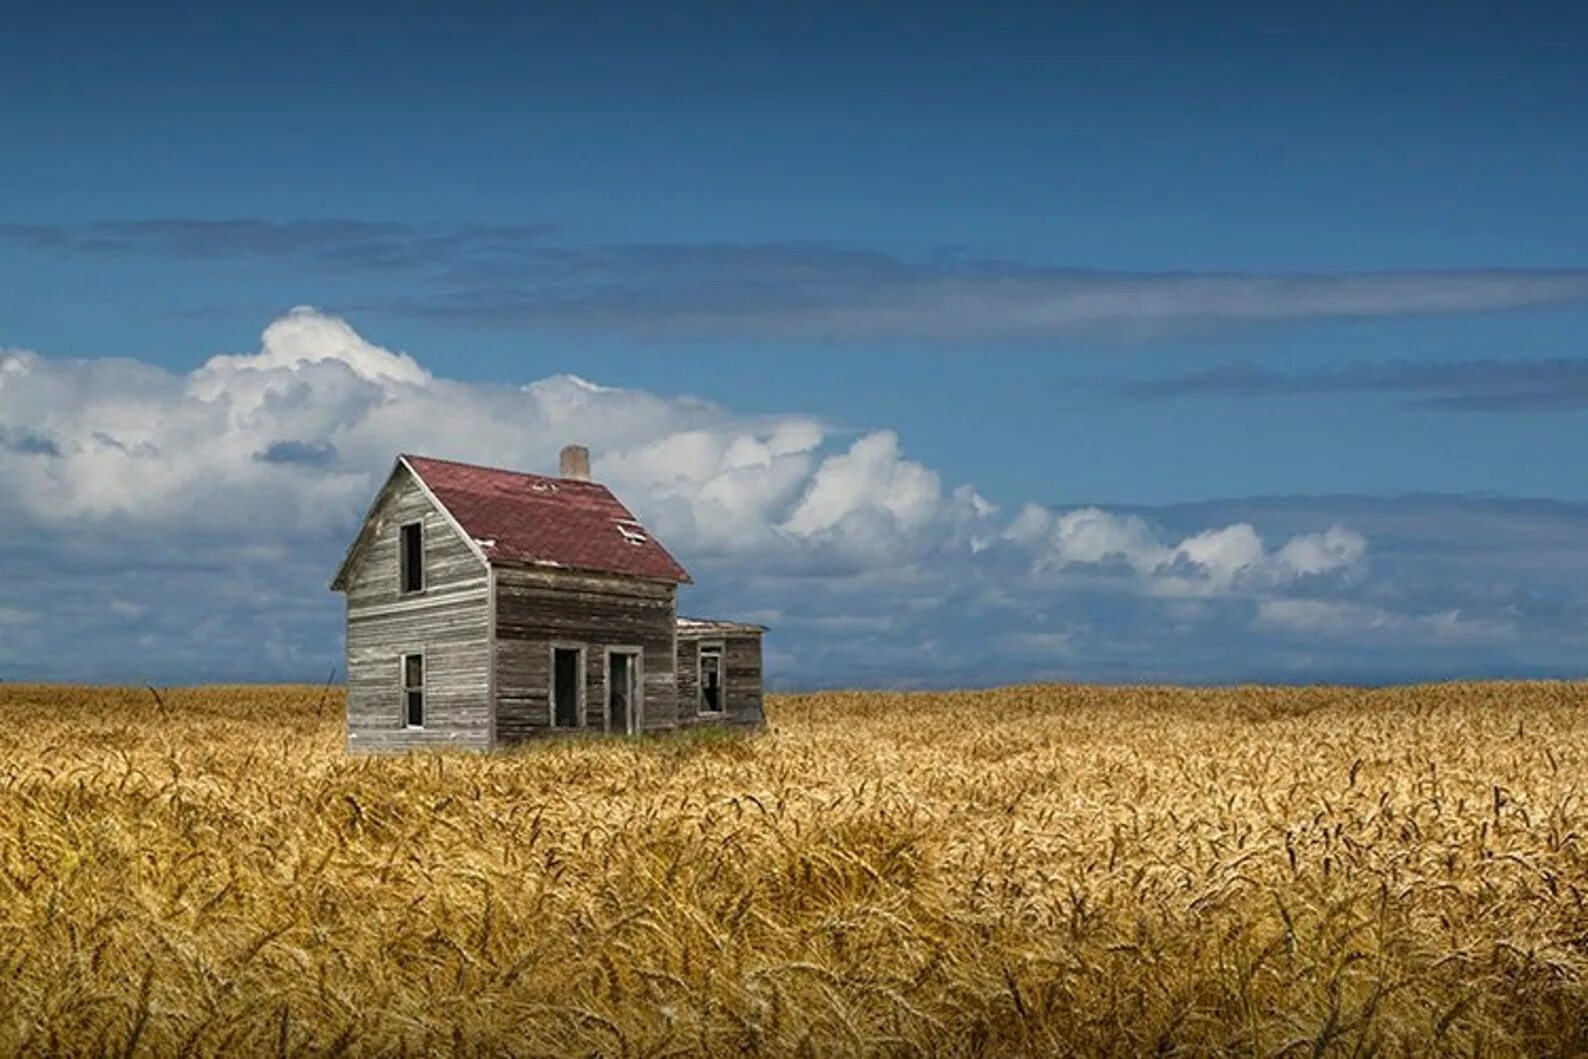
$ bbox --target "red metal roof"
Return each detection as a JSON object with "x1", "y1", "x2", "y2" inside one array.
[{"x1": 403, "y1": 454, "x2": 691, "y2": 584}]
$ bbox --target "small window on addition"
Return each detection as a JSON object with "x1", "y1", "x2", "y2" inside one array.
[
  {"x1": 699, "y1": 644, "x2": 724, "y2": 715},
  {"x1": 399, "y1": 522, "x2": 424, "y2": 593},
  {"x1": 403, "y1": 653, "x2": 425, "y2": 728}
]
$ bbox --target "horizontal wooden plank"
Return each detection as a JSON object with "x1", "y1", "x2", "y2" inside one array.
[{"x1": 349, "y1": 582, "x2": 488, "y2": 620}]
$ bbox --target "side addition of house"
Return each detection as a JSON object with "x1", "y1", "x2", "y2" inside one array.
[{"x1": 329, "y1": 446, "x2": 766, "y2": 752}]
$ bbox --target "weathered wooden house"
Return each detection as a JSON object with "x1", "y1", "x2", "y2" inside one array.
[{"x1": 330, "y1": 447, "x2": 766, "y2": 752}]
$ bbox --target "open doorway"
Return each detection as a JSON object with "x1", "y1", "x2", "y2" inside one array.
[
  {"x1": 551, "y1": 645, "x2": 583, "y2": 728},
  {"x1": 606, "y1": 649, "x2": 641, "y2": 735}
]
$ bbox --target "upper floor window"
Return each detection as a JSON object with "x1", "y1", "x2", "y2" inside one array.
[{"x1": 400, "y1": 522, "x2": 424, "y2": 593}]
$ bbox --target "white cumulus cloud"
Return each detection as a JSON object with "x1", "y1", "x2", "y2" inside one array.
[
  {"x1": 3, "y1": 307, "x2": 1538, "y2": 687},
  {"x1": 1008, "y1": 506, "x2": 1363, "y2": 598}
]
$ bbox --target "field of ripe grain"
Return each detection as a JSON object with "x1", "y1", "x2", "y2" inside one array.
[{"x1": 1, "y1": 682, "x2": 1586, "y2": 1056}]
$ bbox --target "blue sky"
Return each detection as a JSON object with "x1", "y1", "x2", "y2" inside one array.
[{"x1": 2, "y1": 2, "x2": 1586, "y2": 686}]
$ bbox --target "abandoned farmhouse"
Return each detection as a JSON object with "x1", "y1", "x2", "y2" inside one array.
[{"x1": 330, "y1": 447, "x2": 765, "y2": 752}]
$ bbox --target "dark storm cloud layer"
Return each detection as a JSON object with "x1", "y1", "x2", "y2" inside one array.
[
  {"x1": 0, "y1": 426, "x2": 60, "y2": 456},
  {"x1": 255, "y1": 440, "x2": 339, "y2": 467},
  {"x1": 1129, "y1": 359, "x2": 1588, "y2": 411},
  {"x1": 6, "y1": 221, "x2": 1588, "y2": 342},
  {"x1": 7, "y1": 492, "x2": 1582, "y2": 688}
]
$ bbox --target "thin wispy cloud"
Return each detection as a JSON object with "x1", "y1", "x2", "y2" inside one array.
[
  {"x1": 0, "y1": 220, "x2": 553, "y2": 275},
  {"x1": 410, "y1": 266, "x2": 1588, "y2": 343},
  {"x1": 6, "y1": 220, "x2": 1588, "y2": 342},
  {"x1": 1127, "y1": 358, "x2": 1588, "y2": 411}
]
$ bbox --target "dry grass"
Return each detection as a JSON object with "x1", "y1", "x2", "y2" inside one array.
[{"x1": 1, "y1": 682, "x2": 1586, "y2": 1056}]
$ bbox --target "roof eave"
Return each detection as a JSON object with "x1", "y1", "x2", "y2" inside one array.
[
  {"x1": 676, "y1": 615, "x2": 770, "y2": 634},
  {"x1": 329, "y1": 455, "x2": 494, "y2": 592},
  {"x1": 399, "y1": 455, "x2": 494, "y2": 575},
  {"x1": 329, "y1": 456, "x2": 406, "y2": 592},
  {"x1": 488, "y1": 555, "x2": 692, "y2": 586}
]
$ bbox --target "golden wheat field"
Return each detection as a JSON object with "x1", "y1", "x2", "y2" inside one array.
[{"x1": 1, "y1": 682, "x2": 1586, "y2": 1056}]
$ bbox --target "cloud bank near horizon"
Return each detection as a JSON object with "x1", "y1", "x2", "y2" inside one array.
[{"x1": 0, "y1": 308, "x2": 1580, "y2": 687}]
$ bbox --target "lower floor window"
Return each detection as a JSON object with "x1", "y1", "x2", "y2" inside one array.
[{"x1": 403, "y1": 653, "x2": 425, "y2": 727}]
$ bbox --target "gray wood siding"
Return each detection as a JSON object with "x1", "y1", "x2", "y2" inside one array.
[
  {"x1": 677, "y1": 639, "x2": 699, "y2": 719},
  {"x1": 724, "y1": 635, "x2": 764, "y2": 726},
  {"x1": 494, "y1": 567, "x2": 678, "y2": 741},
  {"x1": 343, "y1": 467, "x2": 491, "y2": 752},
  {"x1": 343, "y1": 470, "x2": 484, "y2": 611},
  {"x1": 676, "y1": 633, "x2": 764, "y2": 728}
]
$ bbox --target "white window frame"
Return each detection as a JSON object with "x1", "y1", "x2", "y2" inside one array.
[
  {"x1": 697, "y1": 641, "x2": 726, "y2": 716},
  {"x1": 603, "y1": 646, "x2": 643, "y2": 735},
  {"x1": 401, "y1": 652, "x2": 425, "y2": 729},
  {"x1": 548, "y1": 642, "x2": 587, "y2": 729},
  {"x1": 398, "y1": 520, "x2": 425, "y2": 595}
]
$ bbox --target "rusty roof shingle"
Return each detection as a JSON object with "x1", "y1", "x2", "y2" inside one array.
[{"x1": 404, "y1": 453, "x2": 691, "y2": 584}]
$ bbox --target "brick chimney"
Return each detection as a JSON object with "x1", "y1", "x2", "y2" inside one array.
[{"x1": 559, "y1": 444, "x2": 591, "y2": 481}]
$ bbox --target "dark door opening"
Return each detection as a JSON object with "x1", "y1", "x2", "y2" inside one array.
[
  {"x1": 552, "y1": 647, "x2": 581, "y2": 727},
  {"x1": 608, "y1": 651, "x2": 637, "y2": 734}
]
